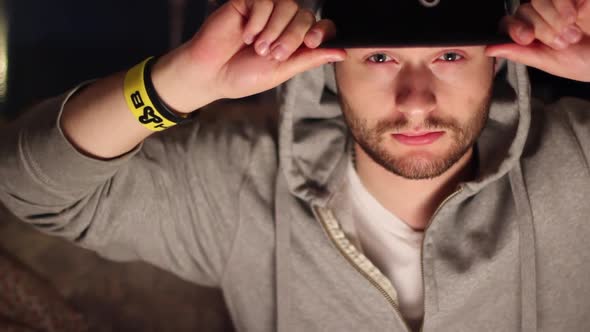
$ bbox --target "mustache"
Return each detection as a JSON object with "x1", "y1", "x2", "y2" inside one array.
[{"x1": 375, "y1": 116, "x2": 462, "y2": 136}]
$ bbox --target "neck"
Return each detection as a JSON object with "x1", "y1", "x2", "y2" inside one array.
[{"x1": 354, "y1": 144, "x2": 475, "y2": 231}]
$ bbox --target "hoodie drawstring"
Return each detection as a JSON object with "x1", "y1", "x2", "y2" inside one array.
[
  {"x1": 509, "y1": 163, "x2": 538, "y2": 332},
  {"x1": 275, "y1": 171, "x2": 291, "y2": 332}
]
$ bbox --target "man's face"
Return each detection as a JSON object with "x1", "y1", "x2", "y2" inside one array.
[{"x1": 334, "y1": 46, "x2": 495, "y2": 180}]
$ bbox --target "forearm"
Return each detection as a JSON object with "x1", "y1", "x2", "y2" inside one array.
[
  {"x1": 59, "y1": 70, "x2": 150, "y2": 160},
  {"x1": 60, "y1": 48, "x2": 212, "y2": 160}
]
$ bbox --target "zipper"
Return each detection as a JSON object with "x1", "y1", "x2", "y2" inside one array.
[
  {"x1": 313, "y1": 206, "x2": 413, "y2": 332},
  {"x1": 418, "y1": 186, "x2": 464, "y2": 332}
]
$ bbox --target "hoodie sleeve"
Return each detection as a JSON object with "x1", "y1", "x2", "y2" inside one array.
[{"x1": 0, "y1": 85, "x2": 251, "y2": 287}]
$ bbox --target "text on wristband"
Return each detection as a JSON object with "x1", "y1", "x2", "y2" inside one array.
[{"x1": 130, "y1": 91, "x2": 169, "y2": 129}]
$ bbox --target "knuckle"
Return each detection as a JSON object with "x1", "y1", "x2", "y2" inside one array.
[
  {"x1": 300, "y1": 8, "x2": 317, "y2": 23},
  {"x1": 245, "y1": 23, "x2": 263, "y2": 36},
  {"x1": 280, "y1": 0, "x2": 299, "y2": 13},
  {"x1": 245, "y1": 25, "x2": 262, "y2": 36},
  {"x1": 517, "y1": 6, "x2": 558, "y2": 40},
  {"x1": 263, "y1": 26, "x2": 286, "y2": 39},
  {"x1": 530, "y1": 0, "x2": 550, "y2": 15},
  {"x1": 553, "y1": 0, "x2": 566, "y2": 10},
  {"x1": 530, "y1": 0, "x2": 542, "y2": 11},
  {"x1": 534, "y1": 23, "x2": 557, "y2": 39},
  {"x1": 294, "y1": 13, "x2": 315, "y2": 30},
  {"x1": 539, "y1": 32, "x2": 561, "y2": 47},
  {"x1": 316, "y1": 18, "x2": 335, "y2": 31},
  {"x1": 519, "y1": 3, "x2": 535, "y2": 17},
  {"x1": 258, "y1": 0, "x2": 274, "y2": 10},
  {"x1": 278, "y1": 34, "x2": 301, "y2": 48}
]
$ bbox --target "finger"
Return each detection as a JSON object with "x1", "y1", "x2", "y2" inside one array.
[
  {"x1": 485, "y1": 41, "x2": 557, "y2": 70},
  {"x1": 516, "y1": 3, "x2": 570, "y2": 49},
  {"x1": 242, "y1": 0, "x2": 274, "y2": 45},
  {"x1": 194, "y1": 1, "x2": 251, "y2": 61},
  {"x1": 254, "y1": 0, "x2": 299, "y2": 56},
  {"x1": 551, "y1": 0, "x2": 578, "y2": 24},
  {"x1": 532, "y1": 0, "x2": 583, "y2": 43},
  {"x1": 268, "y1": 8, "x2": 316, "y2": 61},
  {"x1": 501, "y1": 15, "x2": 536, "y2": 45},
  {"x1": 532, "y1": 0, "x2": 572, "y2": 32},
  {"x1": 276, "y1": 48, "x2": 346, "y2": 81},
  {"x1": 576, "y1": 0, "x2": 590, "y2": 32},
  {"x1": 229, "y1": 0, "x2": 249, "y2": 16},
  {"x1": 304, "y1": 19, "x2": 337, "y2": 49}
]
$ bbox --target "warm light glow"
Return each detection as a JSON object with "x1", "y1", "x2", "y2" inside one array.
[{"x1": 0, "y1": 0, "x2": 8, "y2": 103}]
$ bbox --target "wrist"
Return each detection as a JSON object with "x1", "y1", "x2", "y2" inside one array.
[{"x1": 151, "y1": 46, "x2": 218, "y2": 114}]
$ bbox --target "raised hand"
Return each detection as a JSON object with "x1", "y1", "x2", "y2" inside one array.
[
  {"x1": 486, "y1": 0, "x2": 590, "y2": 82},
  {"x1": 155, "y1": 0, "x2": 346, "y2": 112}
]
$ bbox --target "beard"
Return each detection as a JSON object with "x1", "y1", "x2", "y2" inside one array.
[{"x1": 339, "y1": 89, "x2": 493, "y2": 180}]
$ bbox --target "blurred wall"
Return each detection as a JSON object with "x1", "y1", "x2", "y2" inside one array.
[{"x1": 1, "y1": 0, "x2": 207, "y2": 118}]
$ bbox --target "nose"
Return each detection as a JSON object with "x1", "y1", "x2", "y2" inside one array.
[{"x1": 395, "y1": 66, "x2": 436, "y2": 118}]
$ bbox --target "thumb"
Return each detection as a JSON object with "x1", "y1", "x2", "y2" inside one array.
[
  {"x1": 278, "y1": 48, "x2": 347, "y2": 79},
  {"x1": 485, "y1": 42, "x2": 553, "y2": 69}
]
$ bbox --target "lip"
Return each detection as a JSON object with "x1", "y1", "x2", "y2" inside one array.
[{"x1": 392, "y1": 131, "x2": 445, "y2": 146}]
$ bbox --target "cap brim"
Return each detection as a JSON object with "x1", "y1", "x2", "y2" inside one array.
[{"x1": 319, "y1": 33, "x2": 513, "y2": 49}]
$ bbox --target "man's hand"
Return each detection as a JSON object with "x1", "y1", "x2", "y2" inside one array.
[
  {"x1": 486, "y1": 0, "x2": 590, "y2": 82},
  {"x1": 154, "y1": 0, "x2": 346, "y2": 113}
]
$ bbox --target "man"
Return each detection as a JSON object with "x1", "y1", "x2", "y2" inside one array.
[{"x1": 1, "y1": 0, "x2": 589, "y2": 331}]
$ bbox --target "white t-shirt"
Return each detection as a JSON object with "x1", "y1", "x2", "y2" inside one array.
[{"x1": 346, "y1": 159, "x2": 425, "y2": 329}]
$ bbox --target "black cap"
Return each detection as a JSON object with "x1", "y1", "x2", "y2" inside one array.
[{"x1": 319, "y1": 0, "x2": 513, "y2": 48}]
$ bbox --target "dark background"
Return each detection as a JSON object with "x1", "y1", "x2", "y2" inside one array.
[{"x1": 0, "y1": 0, "x2": 208, "y2": 118}]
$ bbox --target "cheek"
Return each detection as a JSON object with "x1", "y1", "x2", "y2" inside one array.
[
  {"x1": 434, "y1": 63, "x2": 494, "y2": 114},
  {"x1": 436, "y1": 84, "x2": 488, "y2": 125},
  {"x1": 336, "y1": 61, "x2": 399, "y2": 90},
  {"x1": 336, "y1": 65, "x2": 397, "y2": 114}
]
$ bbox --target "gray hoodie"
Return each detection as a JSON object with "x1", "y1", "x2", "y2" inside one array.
[{"x1": 2, "y1": 16, "x2": 590, "y2": 332}]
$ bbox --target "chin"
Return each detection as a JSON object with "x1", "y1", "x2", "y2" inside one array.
[
  {"x1": 390, "y1": 146, "x2": 449, "y2": 164},
  {"x1": 382, "y1": 147, "x2": 465, "y2": 180}
]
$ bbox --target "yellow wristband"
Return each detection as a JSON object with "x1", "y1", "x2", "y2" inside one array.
[{"x1": 124, "y1": 57, "x2": 178, "y2": 131}]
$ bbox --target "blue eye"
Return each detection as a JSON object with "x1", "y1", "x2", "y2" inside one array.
[
  {"x1": 368, "y1": 53, "x2": 393, "y2": 63},
  {"x1": 438, "y1": 52, "x2": 464, "y2": 62}
]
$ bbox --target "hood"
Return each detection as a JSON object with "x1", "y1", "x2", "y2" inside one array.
[{"x1": 274, "y1": 1, "x2": 536, "y2": 331}]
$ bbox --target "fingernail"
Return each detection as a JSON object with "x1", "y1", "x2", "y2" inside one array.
[
  {"x1": 552, "y1": 35, "x2": 569, "y2": 49},
  {"x1": 517, "y1": 26, "x2": 532, "y2": 43},
  {"x1": 272, "y1": 45, "x2": 287, "y2": 61},
  {"x1": 244, "y1": 33, "x2": 254, "y2": 45},
  {"x1": 562, "y1": 26, "x2": 582, "y2": 44},
  {"x1": 256, "y1": 41, "x2": 269, "y2": 56},
  {"x1": 309, "y1": 29, "x2": 322, "y2": 47}
]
